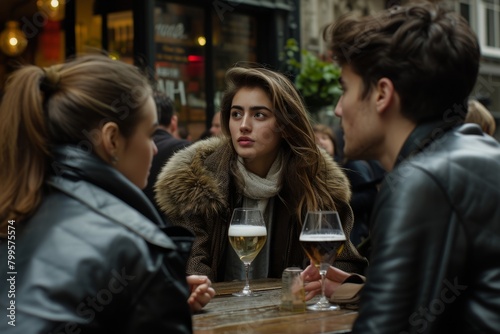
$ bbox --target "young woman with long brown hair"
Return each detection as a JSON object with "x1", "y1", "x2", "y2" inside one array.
[{"x1": 155, "y1": 66, "x2": 367, "y2": 282}]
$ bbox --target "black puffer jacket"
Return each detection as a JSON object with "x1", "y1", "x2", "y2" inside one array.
[
  {"x1": 0, "y1": 145, "x2": 193, "y2": 333},
  {"x1": 354, "y1": 123, "x2": 500, "y2": 333}
]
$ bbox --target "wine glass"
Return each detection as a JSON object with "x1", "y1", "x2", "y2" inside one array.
[
  {"x1": 228, "y1": 208, "x2": 267, "y2": 297},
  {"x1": 299, "y1": 211, "x2": 346, "y2": 311}
]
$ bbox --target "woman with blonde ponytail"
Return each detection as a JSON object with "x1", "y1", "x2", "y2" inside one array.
[{"x1": 0, "y1": 55, "x2": 213, "y2": 333}]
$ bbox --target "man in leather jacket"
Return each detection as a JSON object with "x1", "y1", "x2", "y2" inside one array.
[{"x1": 302, "y1": 2, "x2": 500, "y2": 333}]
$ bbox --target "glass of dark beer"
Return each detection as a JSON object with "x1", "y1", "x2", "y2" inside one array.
[{"x1": 299, "y1": 211, "x2": 346, "y2": 311}]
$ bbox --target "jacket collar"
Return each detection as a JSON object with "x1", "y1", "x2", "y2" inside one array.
[
  {"x1": 394, "y1": 120, "x2": 457, "y2": 169},
  {"x1": 154, "y1": 128, "x2": 173, "y2": 139},
  {"x1": 48, "y1": 145, "x2": 175, "y2": 249}
]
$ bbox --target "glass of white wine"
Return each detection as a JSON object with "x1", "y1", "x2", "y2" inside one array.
[
  {"x1": 299, "y1": 211, "x2": 346, "y2": 311},
  {"x1": 228, "y1": 208, "x2": 267, "y2": 297}
]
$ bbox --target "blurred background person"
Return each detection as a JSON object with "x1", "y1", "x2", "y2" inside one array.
[
  {"x1": 313, "y1": 124, "x2": 379, "y2": 256},
  {"x1": 466, "y1": 99, "x2": 497, "y2": 137},
  {"x1": 144, "y1": 91, "x2": 191, "y2": 214},
  {"x1": 176, "y1": 125, "x2": 192, "y2": 141},
  {"x1": 313, "y1": 123, "x2": 337, "y2": 156},
  {"x1": 196, "y1": 111, "x2": 222, "y2": 141},
  {"x1": 209, "y1": 111, "x2": 222, "y2": 137}
]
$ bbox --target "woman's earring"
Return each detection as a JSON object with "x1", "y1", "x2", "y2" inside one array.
[{"x1": 111, "y1": 156, "x2": 119, "y2": 165}]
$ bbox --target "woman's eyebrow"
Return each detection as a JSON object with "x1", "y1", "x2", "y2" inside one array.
[
  {"x1": 250, "y1": 106, "x2": 272, "y2": 112},
  {"x1": 230, "y1": 105, "x2": 273, "y2": 112}
]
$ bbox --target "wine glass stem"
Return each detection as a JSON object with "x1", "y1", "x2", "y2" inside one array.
[
  {"x1": 243, "y1": 263, "x2": 251, "y2": 293},
  {"x1": 319, "y1": 270, "x2": 328, "y2": 303}
]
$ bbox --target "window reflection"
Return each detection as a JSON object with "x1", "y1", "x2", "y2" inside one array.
[
  {"x1": 213, "y1": 13, "x2": 257, "y2": 111},
  {"x1": 154, "y1": 2, "x2": 205, "y2": 139}
]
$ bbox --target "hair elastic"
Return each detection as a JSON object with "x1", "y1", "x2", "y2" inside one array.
[{"x1": 40, "y1": 66, "x2": 61, "y2": 95}]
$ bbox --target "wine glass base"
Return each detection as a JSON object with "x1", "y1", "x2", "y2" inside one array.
[
  {"x1": 306, "y1": 303, "x2": 340, "y2": 311},
  {"x1": 232, "y1": 291, "x2": 261, "y2": 297}
]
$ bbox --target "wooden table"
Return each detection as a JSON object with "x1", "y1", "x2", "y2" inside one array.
[{"x1": 193, "y1": 278, "x2": 358, "y2": 333}]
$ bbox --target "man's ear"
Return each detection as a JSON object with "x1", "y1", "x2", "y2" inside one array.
[
  {"x1": 101, "y1": 121, "x2": 121, "y2": 159},
  {"x1": 375, "y1": 78, "x2": 396, "y2": 114}
]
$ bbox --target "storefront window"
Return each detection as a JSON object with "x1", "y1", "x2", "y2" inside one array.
[
  {"x1": 75, "y1": 0, "x2": 101, "y2": 55},
  {"x1": 75, "y1": 0, "x2": 133, "y2": 64},
  {"x1": 107, "y1": 11, "x2": 133, "y2": 63},
  {"x1": 154, "y1": 2, "x2": 206, "y2": 140},
  {"x1": 213, "y1": 13, "x2": 257, "y2": 110},
  {"x1": 36, "y1": 20, "x2": 65, "y2": 67},
  {"x1": 71, "y1": 1, "x2": 258, "y2": 141}
]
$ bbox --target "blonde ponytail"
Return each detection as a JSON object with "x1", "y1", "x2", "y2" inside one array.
[
  {"x1": 0, "y1": 65, "x2": 51, "y2": 235},
  {"x1": 0, "y1": 55, "x2": 152, "y2": 237}
]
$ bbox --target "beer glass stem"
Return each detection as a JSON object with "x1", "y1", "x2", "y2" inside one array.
[
  {"x1": 242, "y1": 263, "x2": 251, "y2": 294},
  {"x1": 319, "y1": 269, "x2": 328, "y2": 304},
  {"x1": 306, "y1": 264, "x2": 339, "y2": 310}
]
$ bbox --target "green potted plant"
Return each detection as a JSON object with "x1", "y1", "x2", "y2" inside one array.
[{"x1": 283, "y1": 38, "x2": 342, "y2": 116}]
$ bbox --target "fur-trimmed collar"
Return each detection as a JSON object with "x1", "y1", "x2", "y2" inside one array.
[
  {"x1": 154, "y1": 136, "x2": 352, "y2": 221},
  {"x1": 155, "y1": 137, "x2": 231, "y2": 221}
]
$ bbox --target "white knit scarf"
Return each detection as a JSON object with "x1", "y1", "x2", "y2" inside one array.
[{"x1": 237, "y1": 153, "x2": 283, "y2": 213}]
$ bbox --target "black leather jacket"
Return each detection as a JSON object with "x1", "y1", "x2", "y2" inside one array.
[
  {"x1": 0, "y1": 145, "x2": 194, "y2": 333},
  {"x1": 354, "y1": 123, "x2": 500, "y2": 333}
]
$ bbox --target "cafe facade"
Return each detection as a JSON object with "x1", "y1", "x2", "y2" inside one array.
[
  {"x1": 0, "y1": 0, "x2": 300, "y2": 140},
  {"x1": 1, "y1": 0, "x2": 498, "y2": 139},
  {"x1": 86, "y1": 0, "x2": 301, "y2": 139}
]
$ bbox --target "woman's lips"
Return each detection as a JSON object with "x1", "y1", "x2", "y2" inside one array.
[{"x1": 237, "y1": 137, "x2": 254, "y2": 147}]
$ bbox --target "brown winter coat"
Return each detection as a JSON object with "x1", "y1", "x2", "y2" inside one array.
[{"x1": 155, "y1": 137, "x2": 368, "y2": 281}]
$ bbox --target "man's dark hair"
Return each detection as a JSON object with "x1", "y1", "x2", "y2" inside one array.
[
  {"x1": 153, "y1": 91, "x2": 175, "y2": 127},
  {"x1": 325, "y1": 1, "x2": 480, "y2": 123}
]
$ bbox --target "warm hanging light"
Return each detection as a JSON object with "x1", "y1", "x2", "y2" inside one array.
[
  {"x1": 197, "y1": 36, "x2": 206, "y2": 46},
  {"x1": 37, "y1": 0, "x2": 65, "y2": 21},
  {"x1": 0, "y1": 21, "x2": 28, "y2": 57}
]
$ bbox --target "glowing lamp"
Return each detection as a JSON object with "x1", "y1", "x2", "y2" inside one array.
[
  {"x1": 197, "y1": 36, "x2": 206, "y2": 46},
  {"x1": 0, "y1": 21, "x2": 28, "y2": 57},
  {"x1": 37, "y1": 0, "x2": 65, "y2": 21}
]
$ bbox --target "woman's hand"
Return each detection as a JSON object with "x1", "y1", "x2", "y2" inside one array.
[
  {"x1": 186, "y1": 275, "x2": 216, "y2": 312},
  {"x1": 300, "y1": 264, "x2": 351, "y2": 301}
]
